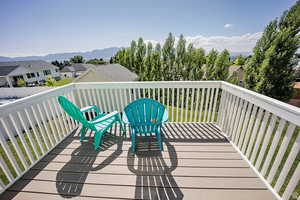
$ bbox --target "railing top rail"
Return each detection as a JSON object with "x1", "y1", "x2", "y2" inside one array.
[
  {"x1": 0, "y1": 84, "x2": 75, "y2": 117},
  {"x1": 221, "y1": 81, "x2": 300, "y2": 126},
  {"x1": 74, "y1": 81, "x2": 222, "y2": 89}
]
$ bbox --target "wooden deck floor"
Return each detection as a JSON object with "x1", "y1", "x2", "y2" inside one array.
[{"x1": 0, "y1": 123, "x2": 276, "y2": 200}]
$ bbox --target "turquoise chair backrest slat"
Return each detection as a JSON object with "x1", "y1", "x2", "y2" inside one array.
[
  {"x1": 124, "y1": 98, "x2": 165, "y2": 133},
  {"x1": 58, "y1": 96, "x2": 88, "y2": 125}
]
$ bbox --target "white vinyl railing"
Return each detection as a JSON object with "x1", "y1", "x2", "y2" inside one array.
[
  {"x1": 0, "y1": 84, "x2": 78, "y2": 193},
  {"x1": 0, "y1": 81, "x2": 299, "y2": 200},
  {"x1": 218, "y1": 82, "x2": 300, "y2": 200}
]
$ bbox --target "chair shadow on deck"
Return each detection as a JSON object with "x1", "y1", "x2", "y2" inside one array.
[
  {"x1": 127, "y1": 139, "x2": 184, "y2": 200},
  {"x1": 56, "y1": 132, "x2": 124, "y2": 198}
]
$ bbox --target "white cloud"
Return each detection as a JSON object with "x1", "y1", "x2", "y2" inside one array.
[
  {"x1": 145, "y1": 32, "x2": 262, "y2": 53},
  {"x1": 224, "y1": 24, "x2": 233, "y2": 28}
]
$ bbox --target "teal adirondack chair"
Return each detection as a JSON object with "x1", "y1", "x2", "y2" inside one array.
[
  {"x1": 58, "y1": 96, "x2": 125, "y2": 150},
  {"x1": 123, "y1": 98, "x2": 168, "y2": 152}
]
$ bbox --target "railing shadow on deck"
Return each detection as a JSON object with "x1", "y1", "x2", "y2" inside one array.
[
  {"x1": 55, "y1": 132, "x2": 124, "y2": 198},
  {"x1": 127, "y1": 139, "x2": 184, "y2": 200},
  {"x1": 162, "y1": 123, "x2": 228, "y2": 143}
]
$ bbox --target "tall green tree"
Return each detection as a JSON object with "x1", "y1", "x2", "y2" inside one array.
[
  {"x1": 142, "y1": 42, "x2": 153, "y2": 81},
  {"x1": 245, "y1": 1, "x2": 300, "y2": 101},
  {"x1": 213, "y1": 49, "x2": 230, "y2": 80},
  {"x1": 162, "y1": 33, "x2": 176, "y2": 80},
  {"x1": 175, "y1": 34, "x2": 186, "y2": 80},
  {"x1": 151, "y1": 43, "x2": 162, "y2": 81},
  {"x1": 130, "y1": 40, "x2": 137, "y2": 71},
  {"x1": 244, "y1": 21, "x2": 278, "y2": 89},
  {"x1": 136, "y1": 38, "x2": 146, "y2": 75},
  {"x1": 205, "y1": 49, "x2": 218, "y2": 80}
]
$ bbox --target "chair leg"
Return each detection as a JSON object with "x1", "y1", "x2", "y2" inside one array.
[
  {"x1": 156, "y1": 129, "x2": 163, "y2": 151},
  {"x1": 80, "y1": 126, "x2": 87, "y2": 141},
  {"x1": 117, "y1": 115, "x2": 126, "y2": 135},
  {"x1": 94, "y1": 131, "x2": 103, "y2": 150},
  {"x1": 131, "y1": 131, "x2": 136, "y2": 152}
]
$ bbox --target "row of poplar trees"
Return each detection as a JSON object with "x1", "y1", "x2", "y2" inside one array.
[{"x1": 112, "y1": 34, "x2": 231, "y2": 82}]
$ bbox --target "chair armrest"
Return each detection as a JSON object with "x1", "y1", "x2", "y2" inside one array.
[
  {"x1": 162, "y1": 109, "x2": 169, "y2": 122},
  {"x1": 91, "y1": 111, "x2": 119, "y2": 125},
  {"x1": 122, "y1": 113, "x2": 129, "y2": 124},
  {"x1": 80, "y1": 105, "x2": 100, "y2": 113}
]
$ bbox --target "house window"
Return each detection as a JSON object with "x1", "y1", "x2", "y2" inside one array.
[
  {"x1": 26, "y1": 73, "x2": 36, "y2": 79},
  {"x1": 43, "y1": 70, "x2": 51, "y2": 76}
]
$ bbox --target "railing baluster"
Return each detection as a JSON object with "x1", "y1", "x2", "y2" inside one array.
[
  {"x1": 82, "y1": 89, "x2": 92, "y2": 119},
  {"x1": 42, "y1": 102, "x2": 58, "y2": 144},
  {"x1": 193, "y1": 88, "x2": 200, "y2": 122},
  {"x1": 185, "y1": 88, "x2": 190, "y2": 122},
  {"x1": 237, "y1": 103, "x2": 253, "y2": 148},
  {"x1": 219, "y1": 91, "x2": 228, "y2": 128},
  {"x1": 50, "y1": 98, "x2": 65, "y2": 138},
  {"x1": 171, "y1": 88, "x2": 174, "y2": 122},
  {"x1": 46, "y1": 100, "x2": 61, "y2": 140},
  {"x1": 99, "y1": 89, "x2": 107, "y2": 112},
  {"x1": 16, "y1": 111, "x2": 40, "y2": 159},
  {"x1": 223, "y1": 94, "x2": 235, "y2": 133},
  {"x1": 274, "y1": 130, "x2": 300, "y2": 193},
  {"x1": 245, "y1": 108, "x2": 264, "y2": 158},
  {"x1": 180, "y1": 88, "x2": 185, "y2": 122},
  {"x1": 189, "y1": 88, "x2": 195, "y2": 122},
  {"x1": 36, "y1": 104, "x2": 55, "y2": 147},
  {"x1": 227, "y1": 96, "x2": 240, "y2": 136},
  {"x1": 250, "y1": 111, "x2": 271, "y2": 163},
  {"x1": 282, "y1": 162, "x2": 300, "y2": 200},
  {"x1": 95, "y1": 88, "x2": 101, "y2": 110},
  {"x1": 8, "y1": 114, "x2": 35, "y2": 164},
  {"x1": 260, "y1": 119, "x2": 286, "y2": 176},
  {"x1": 0, "y1": 129, "x2": 22, "y2": 175},
  {"x1": 176, "y1": 88, "x2": 180, "y2": 122},
  {"x1": 0, "y1": 154, "x2": 14, "y2": 182},
  {"x1": 204, "y1": 88, "x2": 210, "y2": 122},
  {"x1": 212, "y1": 88, "x2": 219, "y2": 122},
  {"x1": 198, "y1": 88, "x2": 205, "y2": 122},
  {"x1": 31, "y1": 105, "x2": 51, "y2": 149},
  {"x1": 241, "y1": 105, "x2": 258, "y2": 153},
  {"x1": 255, "y1": 114, "x2": 277, "y2": 169},
  {"x1": 0, "y1": 118, "x2": 29, "y2": 168},
  {"x1": 207, "y1": 88, "x2": 214, "y2": 122},
  {"x1": 24, "y1": 108, "x2": 45, "y2": 154},
  {"x1": 232, "y1": 100, "x2": 248, "y2": 143},
  {"x1": 267, "y1": 123, "x2": 296, "y2": 183},
  {"x1": 77, "y1": 89, "x2": 84, "y2": 107}
]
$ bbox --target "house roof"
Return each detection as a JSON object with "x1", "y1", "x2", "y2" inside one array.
[
  {"x1": 60, "y1": 63, "x2": 92, "y2": 72},
  {"x1": 229, "y1": 65, "x2": 243, "y2": 76},
  {"x1": 0, "y1": 65, "x2": 19, "y2": 76},
  {"x1": 294, "y1": 82, "x2": 300, "y2": 89},
  {"x1": 75, "y1": 64, "x2": 138, "y2": 82},
  {"x1": 0, "y1": 60, "x2": 58, "y2": 76}
]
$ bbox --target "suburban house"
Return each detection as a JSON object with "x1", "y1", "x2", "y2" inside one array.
[
  {"x1": 228, "y1": 65, "x2": 244, "y2": 85},
  {"x1": 0, "y1": 60, "x2": 60, "y2": 87},
  {"x1": 75, "y1": 63, "x2": 138, "y2": 82},
  {"x1": 60, "y1": 63, "x2": 94, "y2": 78}
]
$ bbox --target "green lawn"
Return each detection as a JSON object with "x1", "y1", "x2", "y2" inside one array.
[{"x1": 54, "y1": 77, "x2": 75, "y2": 86}]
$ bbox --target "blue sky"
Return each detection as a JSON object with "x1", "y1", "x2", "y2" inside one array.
[{"x1": 0, "y1": 0, "x2": 296, "y2": 57}]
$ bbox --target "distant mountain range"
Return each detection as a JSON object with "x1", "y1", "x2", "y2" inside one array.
[
  {"x1": 0, "y1": 46, "x2": 251, "y2": 63},
  {"x1": 0, "y1": 47, "x2": 121, "y2": 62}
]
